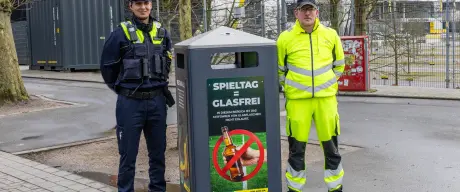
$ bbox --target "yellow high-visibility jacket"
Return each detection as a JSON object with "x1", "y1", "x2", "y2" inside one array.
[{"x1": 277, "y1": 18, "x2": 345, "y2": 99}]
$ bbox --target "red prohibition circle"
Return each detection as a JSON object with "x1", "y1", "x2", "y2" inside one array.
[{"x1": 212, "y1": 129, "x2": 265, "y2": 182}]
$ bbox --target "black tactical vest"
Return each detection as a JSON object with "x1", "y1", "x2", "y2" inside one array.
[{"x1": 118, "y1": 21, "x2": 168, "y2": 83}]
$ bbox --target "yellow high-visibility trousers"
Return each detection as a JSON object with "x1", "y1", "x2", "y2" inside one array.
[{"x1": 284, "y1": 95, "x2": 344, "y2": 192}]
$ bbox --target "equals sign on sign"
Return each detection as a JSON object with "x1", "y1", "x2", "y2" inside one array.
[{"x1": 233, "y1": 91, "x2": 239, "y2": 96}]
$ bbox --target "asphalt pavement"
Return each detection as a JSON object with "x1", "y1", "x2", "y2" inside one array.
[
  {"x1": 0, "y1": 78, "x2": 178, "y2": 153},
  {"x1": 1, "y1": 78, "x2": 460, "y2": 192},
  {"x1": 278, "y1": 96, "x2": 460, "y2": 192}
]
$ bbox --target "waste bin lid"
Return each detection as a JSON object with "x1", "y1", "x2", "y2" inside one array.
[{"x1": 174, "y1": 26, "x2": 275, "y2": 49}]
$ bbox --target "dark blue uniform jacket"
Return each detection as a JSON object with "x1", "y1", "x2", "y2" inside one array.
[{"x1": 99, "y1": 17, "x2": 172, "y2": 93}]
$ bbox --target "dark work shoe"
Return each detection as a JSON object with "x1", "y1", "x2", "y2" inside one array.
[
  {"x1": 287, "y1": 187, "x2": 300, "y2": 192},
  {"x1": 329, "y1": 185, "x2": 343, "y2": 192}
]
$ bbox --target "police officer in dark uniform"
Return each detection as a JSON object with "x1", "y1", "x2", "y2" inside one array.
[{"x1": 99, "y1": 0, "x2": 174, "y2": 191}]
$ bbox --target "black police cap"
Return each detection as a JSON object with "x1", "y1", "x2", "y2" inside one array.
[{"x1": 296, "y1": 0, "x2": 318, "y2": 9}]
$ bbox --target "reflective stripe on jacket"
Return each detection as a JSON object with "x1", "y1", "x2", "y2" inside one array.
[
  {"x1": 119, "y1": 21, "x2": 172, "y2": 60},
  {"x1": 120, "y1": 21, "x2": 163, "y2": 45},
  {"x1": 277, "y1": 18, "x2": 345, "y2": 99}
]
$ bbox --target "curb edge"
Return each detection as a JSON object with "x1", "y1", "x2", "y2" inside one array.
[
  {"x1": 337, "y1": 92, "x2": 460, "y2": 101},
  {"x1": 12, "y1": 136, "x2": 117, "y2": 155},
  {"x1": 23, "y1": 75, "x2": 459, "y2": 100}
]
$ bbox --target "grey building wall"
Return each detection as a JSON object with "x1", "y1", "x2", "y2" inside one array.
[
  {"x1": 12, "y1": 21, "x2": 30, "y2": 65},
  {"x1": 59, "y1": 0, "x2": 123, "y2": 70},
  {"x1": 21, "y1": 0, "x2": 201, "y2": 70},
  {"x1": 11, "y1": 5, "x2": 30, "y2": 65},
  {"x1": 27, "y1": 0, "x2": 123, "y2": 71}
]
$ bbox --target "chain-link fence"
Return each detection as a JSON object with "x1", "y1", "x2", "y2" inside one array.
[{"x1": 148, "y1": 0, "x2": 460, "y2": 89}]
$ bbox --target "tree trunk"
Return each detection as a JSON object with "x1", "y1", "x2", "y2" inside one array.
[
  {"x1": 391, "y1": 4, "x2": 398, "y2": 85},
  {"x1": 179, "y1": 0, "x2": 192, "y2": 40},
  {"x1": 354, "y1": 0, "x2": 378, "y2": 36},
  {"x1": 354, "y1": 0, "x2": 367, "y2": 35},
  {"x1": 330, "y1": 0, "x2": 340, "y2": 34},
  {"x1": 0, "y1": 0, "x2": 29, "y2": 106},
  {"x1": 206, "y1": 0, "x2": 212, "y2": 30}
]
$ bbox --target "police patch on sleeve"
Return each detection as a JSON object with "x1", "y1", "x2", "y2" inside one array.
[{"x1": 167, "y1": 51, "x2": 172, "y2": 59}]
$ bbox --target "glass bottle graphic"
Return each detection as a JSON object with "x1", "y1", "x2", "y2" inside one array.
[{"x1": 221, "y1": 126, "x2": 244, "y2": 181}]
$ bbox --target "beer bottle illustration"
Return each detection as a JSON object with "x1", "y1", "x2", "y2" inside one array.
[{"x1": 221, "y1": 126, "x2": 244, "y2": 181}]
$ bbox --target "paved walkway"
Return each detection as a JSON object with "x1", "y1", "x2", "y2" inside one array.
[{"x1": 0, "y1": 151, "x2": 116, "y2": 192}]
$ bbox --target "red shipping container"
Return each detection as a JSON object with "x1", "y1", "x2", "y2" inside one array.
[{"x1": 338, "y1": 36, "x2": 370, "y2": 91}]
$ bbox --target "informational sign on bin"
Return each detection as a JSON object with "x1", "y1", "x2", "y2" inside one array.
[
  {"x1": 207, "y1": 76, "x2": 268, "y2": 192},
  {"x1": 338, "y1": 36, "x2": 370, "y2": 91},
  {"x1": 176, "y1": 77, "x2": 192, "y2": 192}
]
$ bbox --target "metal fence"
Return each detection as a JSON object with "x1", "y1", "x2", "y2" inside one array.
[
  {"x1": 148, "y1": 0, "x2": 273, "y2": 43},
  {"x1": 151, "y1": 0, "x2": 460, "y2": 89},
  {"x1": 363, "y1": 1, "x2": 460, "y2": 89}
]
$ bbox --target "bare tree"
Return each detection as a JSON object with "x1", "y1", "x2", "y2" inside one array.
[
  {"x1": 0, "y1": 0, "x2": 30, "y2": 106},
  {"x1": 318, "y1": 2, "x2": 351, "y2": 35},
  {"x1": 203, "y1": 0, "x2": 268, "y2": 65},
  {"x1": 354, "y1": 0, "x2": 378, "y2": 35},
  {"x1": 179, "y1": 0, "x2": 193, "y2": 40},
  {"x1": 329, "y1": 0, "x2": 341, "y2": 33},
  {"x1": 367, "y1": 3, "x2": 427, "y2": 85},
  {"x1": 158, "y1": 0, "x2": 180, "y2": 33}
]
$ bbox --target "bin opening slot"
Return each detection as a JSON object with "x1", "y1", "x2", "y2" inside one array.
[
  {"x1": 210, "y1": 51, "x2": 258, "y2": 69},
  {"x1": 176, "y1": 53, "x2": 185, "y2": 69}
]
